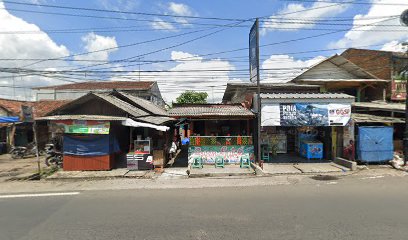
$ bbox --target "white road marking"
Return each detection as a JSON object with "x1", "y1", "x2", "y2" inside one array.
[
  {"x1": 326, "y1": 181, "x2": 338, "y2": 185},
  {"x1": 0, "y1": 192, "x2": 80, "y2": 199},
  {"x1": 360, "y1": 176, "x2": 385, "y2": 180}
]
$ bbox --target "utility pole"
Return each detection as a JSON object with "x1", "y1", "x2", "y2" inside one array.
[
  {"x1": 400, "y1": 9, "x2": 408, "y2": 165},
  {"x1": 249, "y1": 18, "x2": 261, "y2": 165}
]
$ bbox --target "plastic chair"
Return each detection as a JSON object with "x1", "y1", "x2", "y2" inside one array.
[
  {"x1": 191, "y1": 155, "x2": 203, "y2": 169},
  {"x1": 261, "y1": 144, "x2": 270, "y2": 162},
  {"x1": 240, "y1": 154, "x2": 251, "y2": 168},
  {"x1": 214, "y1": 156, "x2": 225, "y2": 168}
]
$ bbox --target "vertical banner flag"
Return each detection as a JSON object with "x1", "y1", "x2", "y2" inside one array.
[{"x1": 249, "y1": 19, "x2": 259, "y2": 83}]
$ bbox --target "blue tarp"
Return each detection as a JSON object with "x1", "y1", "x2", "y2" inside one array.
[
  {"x1": 357, "y1": 126, "x2": 394, "y2": 162},
  {"x1": 63, "y1": 134, "x2": 118, "y2": 156},
  {"x1": 0, "y1": 116, "x2": 19, "y2": 123}
]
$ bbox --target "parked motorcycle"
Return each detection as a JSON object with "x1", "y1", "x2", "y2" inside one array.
[
  {"x1": 10, "y1": 142, "x2": 45, "y2": 159},
  {"x1": 44, "y1": 143, "x2": 63, "y2": 168}
]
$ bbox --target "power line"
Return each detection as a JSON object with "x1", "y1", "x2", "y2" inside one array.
[
  {"x1": 74, "y1": 16, "x2": 397, "y2": 72},
  {"x1": 280, "y1": 0, "x2": 408, "y2": 6},
  {"x1": 2, "y1": 25, "x2": 407, "y2": 35},
  {"x1": 66, "y1": 19, "x2": 253, "y2": 72},
  {"x1": 19, "y1": 26, "x2": 221, "y2": 68},
  {"x1": 2, "y1": 0, "x2": 249, "y2": 22}
]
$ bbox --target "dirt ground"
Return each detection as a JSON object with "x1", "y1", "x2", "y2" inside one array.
[{"x1": 0, "y1": 154, "x2": 47, "y2": 182}]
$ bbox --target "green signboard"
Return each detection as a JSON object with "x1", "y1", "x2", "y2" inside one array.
[{"x1": 52, "y1": 120, "x2": 110, "y2": 134}]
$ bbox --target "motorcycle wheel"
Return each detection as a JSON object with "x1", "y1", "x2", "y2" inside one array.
[
  {"x1": 57, "y1": 157, "x2": 63, "y2": 168},
  {"x1": 45, "y1": 156, "x2": 53, "y2": 167},
  {"x1": 11, "y1": 151, "x2": 22, "y2": 159},
  {"x1": 38, "y1": 150, "x2": 46, "y2": 156}
]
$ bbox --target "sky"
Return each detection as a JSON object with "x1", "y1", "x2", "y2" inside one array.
[{"x1": 0, "y1": 0, "x2": 408, "y2": 103}]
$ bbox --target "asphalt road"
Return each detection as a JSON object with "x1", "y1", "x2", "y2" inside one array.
[{"x1": 1, "y1": 177, "x2": 408, "y2": 240}]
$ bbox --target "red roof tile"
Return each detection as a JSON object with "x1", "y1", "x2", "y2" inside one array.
[
  {"x1": 0, "y1": 98, "x2": 32, "y2": 116},
  {"x1": 0, "y1": 98, "x2": 71, "y2": 118},
  {"x1": 32, "y1": 81, "x2": 155, "y2": 90},
  {"x1": 33, "y1": 100, "x2": 71, "y2": 118}
]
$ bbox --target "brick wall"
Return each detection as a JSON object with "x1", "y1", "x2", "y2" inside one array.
[{"x1": 341, "y1": 48, "x2": 393, "y2": 80}]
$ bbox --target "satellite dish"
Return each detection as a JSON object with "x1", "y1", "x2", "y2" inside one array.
[{"x1": 401, "y1": 9, "x2": 408, "y2": 26}]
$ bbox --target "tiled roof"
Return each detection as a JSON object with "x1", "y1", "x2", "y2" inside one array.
[
  {"x1": 260, "y1": 93, "x2": 355, "y2": 99},
  {"x1": 32, "y1": 81, "x2": 155, "y2": 90},
  {"x1": 0, "y1": 98, "x2": 71, "y2": 119},
  {"x1": 33, "y1": 100, "x2": 71, "y2": 118},
  {"x1": 0, "y1": 98, "x2": 32, "y2": 115},
  {"x1": 168, "y1": 104, "x2": 254, "y2": 118}
]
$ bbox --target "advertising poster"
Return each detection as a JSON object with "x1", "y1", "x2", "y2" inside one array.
[
  {"x1": 328, "y1": 104, "x2": 351, "y2": 126},
  {"x1": 262, "y1": 103, "x2": 351, "y2": 127},
  {"x1": 261, "y1": 104, "x2": 280, "y2": 126},
  {"x1": 342, "y1": 119, "x2": 355, "y2": 160},
  {"x1": 280, "y1": 103, "x2": 328, "y2": 126}
]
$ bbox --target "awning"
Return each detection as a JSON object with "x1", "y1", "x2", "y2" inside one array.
[
  {"x1": 122, "y1": 118, "x2": 169, "y2": 132},
  {"x1": 0, "y1": 116, "x2": 20, "y2": 123}
]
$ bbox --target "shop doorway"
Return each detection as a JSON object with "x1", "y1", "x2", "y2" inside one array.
[{"x1": 261, "y1": 126, "x2": 333, "y2": 163}]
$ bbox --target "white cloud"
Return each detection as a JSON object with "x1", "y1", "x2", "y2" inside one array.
[
  {"x1": 150, "y1": 17, "x2": 177, "y2": 31},
  {"x1": 168, "y1": 2, "x2": 193, "y2": 16},
  {"x1": 99, "y1": 0, "x2": 140, "y2": 12},
  {"x1": 171, "y1": 51, "x2": 202, "y2": 62},
  {"x1": 329, "y1": 0, "x2": 408, "y2": 48},
  {"x1": 261, "y1": 55, "x2": 326, "y2": 82},
  {"x1": 0, "y1": 2, "x2": 69, "y2": 100},
  {"x1": 261, "y1": 0, "x2": 349, "y2": 34},
  {"x1": 157, "y1": 51, "x2": 239, "y2": 103},
  {"x1": 151, "y1": 2, "x2": 196, "y2": 31},
  {"x1": 380, "y1": 40, "x2": 408, "y2": 52},
  {"x1": 74, "y1": 32, "x2": 118, "y2": 62},
  {"x1": 120, "y1": 51, "x2": 240, "y2": 103}
]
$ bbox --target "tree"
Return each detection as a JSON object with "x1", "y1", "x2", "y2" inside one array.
[{"x1": 175, "y1": 91, "x2": 208, "y2": 104}]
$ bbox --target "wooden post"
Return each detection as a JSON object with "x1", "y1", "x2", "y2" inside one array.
[
  {"x1": 331, "y1": 127, "x2": 337, "y2": 160},
  {"x1": 8, "y1": 123, "x2": 16, "y2": 149},
  {"x1": 247, "y1": 119, "x2": 250, "y2": 135},
  {"x1": 129, "y1": 127, "x2": 133, "y2": 152},
  {"x1": 356, "y1": 88, "x2": 361, "y2": 102},
  {"x1": 33, "y1": 121, "x2": 41, "y2": 175}
]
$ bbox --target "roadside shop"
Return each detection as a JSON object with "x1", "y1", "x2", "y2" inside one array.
[{"x1": 260, "y1": 93, "x2": 355, "y2": 163}]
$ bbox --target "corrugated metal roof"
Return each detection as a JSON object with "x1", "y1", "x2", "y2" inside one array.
[
  {"x1": 93, "y1": 92, "x2": 149, "y2": 117},
  {"x1": 294, "y1": 79, "x2": 389, "y2": 83},
  {"x1": 36, "y1": 115, "x2": 127, "y2": 121},
  {"x1": 168, "y1": 104, "x2": 254, "y2": 118},
  {"x1": 117, "y1": 91, "x2": 168, "y2": 116},
  {"x1": 135, "y1": 116, "x2": 174, "y2": 125},
  {"x1": 260, "y1": 93, "x2": 355, "y2": 99},
  {"x1": 42, "y1": 91, "x2": 175, "y2": 125},
  {"x1": 292, "y1": 55, "x2": 384, "y2": 83},
  {"x1": 222, "y1": 82, "x2": 321, "y2": 103},
  {"x1": 352, "y1": 102, "x2": 404, "y2": 112},
  {"x1": 352, "y1": 113, "x2": 404, "y2": 123}
]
